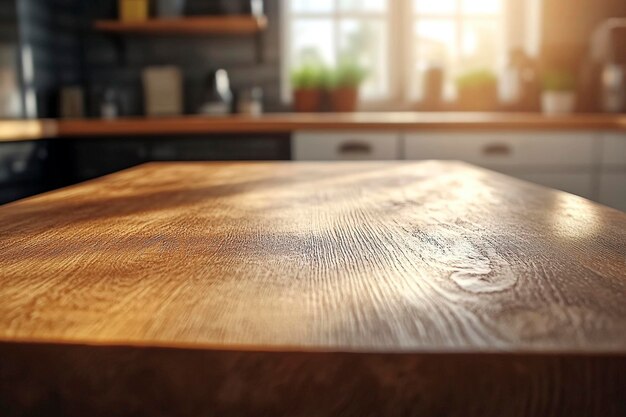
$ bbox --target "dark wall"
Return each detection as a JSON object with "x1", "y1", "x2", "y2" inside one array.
[
  {"x1": 0, "y1": 1, "x2": 48, "y2": 203},
  {"x1": 0, "y1": 0, "x2": 18, "y2": 42},
  {"x1": 80, "y1": 0, "x2": 283, "y2": 117},
  {"x1": 17, "y1": 0, "x2": 83, "y2": 117},
  {"x1": 0, "y1": 0, "x2": 286, "y2": 206},
  {"x1": 3, "y1": 0, "x2": 282, "y2": 118},
  {"x1": 0, "y1": 0, "x2": 24, "y2": 117}
]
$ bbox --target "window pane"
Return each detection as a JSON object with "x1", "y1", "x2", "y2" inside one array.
[
  {"x1": 413, "y1": 0, "x2": 456, "y2": 15},
  {"x1": 339, "y1": 0, "x2": 386, "y2": 13},
  {"x1": 459, "y1": 19, "x2": 500, "y2": 71},
  {"x1": 339, "y1": 19, "x2": 388, "y2": 98},
  {"x1": 411, "y1": 19, "x2": 457, "y2": 98},
  {"x1": 291, "y1": 19, "x2": 335, "y2": 67},
  {"x1": 414, "y1": 19, "x2": 457, "y2": 65},
  {"x1": 461, "y1": 0, "x2": 501, "y2": 14},
  {"x1": 291, "y1": 0, "x2": 333, "y2": 13}
]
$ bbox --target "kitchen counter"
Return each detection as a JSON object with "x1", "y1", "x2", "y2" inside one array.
[
  {"x1": 2, "y1": 113, "x2": 626, "y2": 142},
  {"x1": 55, "y1": 112, "x2": 626, "y2": 136},
  {"x1": 0, "y1": 161, "x2": 624, "y2": 416},
  {"x1": 0, "y1": 119, "x2": 57, "y2": 142}
]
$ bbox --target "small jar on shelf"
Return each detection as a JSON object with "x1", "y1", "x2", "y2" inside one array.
[{"x1": 119, "y1": 0, "x2": 149, "y2": 22}]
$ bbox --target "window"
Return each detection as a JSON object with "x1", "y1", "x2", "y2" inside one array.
[
  {"x1": 283, "y1": 0, "x2": 530, "y2": 105},
  {"x1": 285, "y1": 0, "x2": 390, "y2": 100},
  {"x1": 410, "y1": 0, "x2": 504, "y2": 99}
]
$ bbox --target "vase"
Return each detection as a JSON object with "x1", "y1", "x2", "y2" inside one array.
[{"x1": 541, "y1": 91, "x2": 576, "y2": 115}]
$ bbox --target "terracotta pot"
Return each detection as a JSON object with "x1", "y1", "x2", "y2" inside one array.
[
  {"x1": 293, "y1": 89, "x2": 322, "y2": 113},
  {"x1": 457, "y1": 84, "x2": 498, "y2": 111},
  {"x1": 329, "y1": 87, "x2": 359, "y2": 112}
]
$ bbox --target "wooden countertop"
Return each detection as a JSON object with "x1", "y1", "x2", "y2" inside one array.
[
  {"x1": 2, "y1": 113, "x2": 626, "y2": 143},
  {"x1": 0, "y1": 161, "x2": 625, "y2": 416},
  {"x1": 56, "y1": 113, "x2": 626, "y2": 136},
  {"x1": 0, "y1": 119, "x2": 57, "y2": 142}
]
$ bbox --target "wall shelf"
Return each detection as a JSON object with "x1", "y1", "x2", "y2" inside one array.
[{"x1": 94, "y1": 16, "x2": 267, "y2": 36}]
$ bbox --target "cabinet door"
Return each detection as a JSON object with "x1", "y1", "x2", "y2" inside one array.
[
  {"x1": 293, "y1": 131, "x2": 400, "y2": 161},
  {"x1": 601, "y1": 134, "x2": 626, "y2": 167},
  {"x1": 0, "y1": 141, "x2": 48, "y2": 204},
  {"x1": 72, "y1": 139, "x2": 149, "y2": 181},
  {"x1": 0, "y1": 142, "x2": 46, "y2": 185},
  {"x1": 404, "y1": 132, "x2": 595, "y2": 169},
  {"x1": 150, "y1": 136, "x2": 290, "y2": 161},
  {"x1": 599, "y1": 173, "x2": 626, "y2": 212}
]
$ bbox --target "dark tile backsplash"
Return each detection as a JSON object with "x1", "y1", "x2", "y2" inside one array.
[
  {"x1": 0, "y1": 0, "x2": 282, "y2": 118},
  {"x1": 12, "y1": 0, "x2": 283, "y2": 118},
  {"x1": 17, "y1": 0, "x2": 83, "y2": 117}
]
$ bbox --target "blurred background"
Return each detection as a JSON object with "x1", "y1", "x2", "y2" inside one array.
[
  {"x1": 0, "y1": 0, "x2": 624, "y2": 116},
  {"x1": 0, "y1": 0, "x2": 625, "y2": 208}
]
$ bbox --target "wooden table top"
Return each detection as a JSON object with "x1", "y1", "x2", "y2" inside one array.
[{"x1": 1, "y1": 161, "x2": 625, "y2": 354}]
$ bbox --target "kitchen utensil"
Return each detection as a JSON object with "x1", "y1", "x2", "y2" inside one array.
[{"x1": 199, "y1": 69, "x2": 233, "y2": 115}]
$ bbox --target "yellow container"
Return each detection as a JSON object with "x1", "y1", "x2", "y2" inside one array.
[{"x1": 119, "y1": 0, "x2": 149, "y2": 22}]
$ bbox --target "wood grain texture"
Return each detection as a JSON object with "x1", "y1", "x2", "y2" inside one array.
[
  {"x1": 0, "y1": 161, "x2": 624, "y2": 353},
  {"x1": 1, "y1": 343, "x2": 625, "y2": 417},
  {"x1": 55, "y1": 112, "x2": 626, "y2": 137},
  {"x1": 1, "y1": 161, "x2": 625, "y2": 416},
  {"x1": 94, "y1": 16, "x2": 268, "y2": 35},
  {"x1": 5, "y1": 113, "x2": 626, "y2": 141}
]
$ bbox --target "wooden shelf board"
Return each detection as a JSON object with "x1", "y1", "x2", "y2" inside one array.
[{"x1": 94, "y1": 15, "x2": 267, "y2": 35}]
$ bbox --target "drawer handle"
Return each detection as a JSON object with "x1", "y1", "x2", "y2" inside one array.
[
  {"x1": 482, "y1": 143, "x2": 512, "y2": 157},
  {"x1": 338, "y1": 141, "x2": 373, "y2": 155}
]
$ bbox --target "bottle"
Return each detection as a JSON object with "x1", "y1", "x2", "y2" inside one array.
[
  {"x1": 101, "y1": 88, "x2": 119, "y2": 120},
  {"x1": 422, "y1": 65, "x2": 444, "y2": 109},
  {"x1": 198, "y1": 69, "x2": 233, "y2": 116},
  {"x1": 237, "y1": 87, "x2": 263, "y2": 116},
  {"x1": 500, "y1": 48, "x2": 540, "y2": 111}
]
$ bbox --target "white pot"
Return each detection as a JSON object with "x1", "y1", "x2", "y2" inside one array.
[{"x1": 541, "y1": 91, "x2": 576, "y2": 115}]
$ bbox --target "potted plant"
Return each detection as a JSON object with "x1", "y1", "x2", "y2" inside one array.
[
  {"x1": 455, "y1": 69, "x2": 498, "y2": 111},
  {"x1": 541, "y1": 70, "x2": 576, "y2": 115},
  {"x1": 328, "y1": 61, "x2": 367, "y2": 112},
  {"x1": 291, "y1": 65, "x2": 326, "y2": 112}
]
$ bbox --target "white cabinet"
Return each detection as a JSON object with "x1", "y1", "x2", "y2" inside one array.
[
  {"x1": 290, "y1": 129, "x2": 625, "y2": 208},
  {"x1": 403, "y1": 131, "x2": 597, "y2": 199},
  {"x1": 602, "y1": 134, "x2": 626, "y2": 167},
  {"x1": 293, "y1": 131, "x2": 400, "y2": 161},
  {"x1": 404, "y1": 132, "x2": 595, "y2": 169},
  {"x1": 599, "y1": 173, "x2": 626, "y2": 212},
  {"x1": 598, "y1": 133, "x2": 626, "y2": 211}
]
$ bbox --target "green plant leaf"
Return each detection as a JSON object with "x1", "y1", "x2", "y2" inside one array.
[
  {"x1": 291, "y1": 65, "x2": 328, "y2": 90},
  {"x1": 455, "y1": 69, "x2": 497, "y2": 89},
  {"x1": 541, "y1": 70, "x2": 576, "y2": 92},
  {"x1": 331, "y1": 60, "x2": 368, "y2": 89}
]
